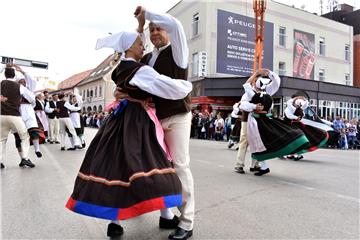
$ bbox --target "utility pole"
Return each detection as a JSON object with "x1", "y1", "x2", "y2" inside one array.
[{"x1": 252, "y1": 0, "x2": 267, "y2": 73}]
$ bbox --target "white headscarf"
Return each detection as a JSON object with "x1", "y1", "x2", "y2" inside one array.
[
  {"x1": 95, "y1": 31, "x2": 138, "y2": 53},
  {"x1": 255, "y1": 76, "x2": 272, "y2": 90}
]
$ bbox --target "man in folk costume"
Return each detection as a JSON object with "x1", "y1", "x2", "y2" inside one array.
[
  {"x1": 46, "y1": 93, "x2": 60, "y2": 144},
  {"x1": 232, "y1": 73, "x2": 261, "y2": 174},
  {"x1": 56, "y1": 93, "x2": 82, "y2": 150},
  {"x1": 242, "y1": 69, "x2": 309, "y2": 176},
  {"x1": 135, "y1": 7, "x2": 194, "y2": 240},
  {"x1": 67, "y1": 92, "x2": 86, "y2": 149},
  {"x1": 66, "y1": 31, "x2": 192, "y2": 238},
  {"x1": 15, "y1": 77, "x2": 46, "y2": 158},
  {"x1": 0, "y1": 65, "x2": 35, "y2": 168}
]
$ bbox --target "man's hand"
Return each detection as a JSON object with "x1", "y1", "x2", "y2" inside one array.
[
  {"x1": 13, "y1": 64, "x2": 25, "y2": 74},
  {"x1": 0, "y1": 95, "x2": 8, "y2": 102},
  {"x1": 134, "y1": 6, "x2": 146, "y2": 33},
  {"x1": 258, "y1": 68, "x2": 270, "y2": 77},
  {"x1": 255, "y1": 103, "x2": 264, "y2": 111}
]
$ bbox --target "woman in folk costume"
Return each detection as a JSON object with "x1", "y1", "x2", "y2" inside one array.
[
  {"x1": 66, "y1": 31, "x2": 192, "y2": 237},
  {"x1": 34, "y1": 92, "x2": 49, "y2": 140},
  {"x1": 241, "y1": 69, "x2": 309, "y2": 176},
  {"x1": 283, "y1": 91, "x2": 328, "y2": 160},
  {"x1": 67, "y1": 91, "x2": 86, "y2": 149},
  {"x1": 15, "y1": 77, "x2": 46, "y2": 158}
]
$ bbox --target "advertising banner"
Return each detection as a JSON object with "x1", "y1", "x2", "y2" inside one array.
[
  {"x1": 293, "y1": 29, "x2": 315, "y2": 79},
  {"x1": 216, "y1": 9, "x2": 273, "y2": 76}
]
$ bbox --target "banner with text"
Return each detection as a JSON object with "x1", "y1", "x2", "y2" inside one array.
[{"x1": 216, "y1": 9, "x2": 273, "y2": 76}]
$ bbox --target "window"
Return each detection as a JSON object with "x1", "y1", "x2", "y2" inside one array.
[
  {"x1": 192, "y1": 13, "x2": 199, "y2": 37},
  {"x1": 279, "y1": 27, "x2": 286, "y2": 47},
  {"x1": 345, "y1": 74, "x2": 351, "y2": 86},
  {"x1": 192, "y1": 52, "x2": 199, "y2": 76},
  {"x1": 87, "y1": 89, "x2": 90, "y2": 98},
  {"x1": 99, "y1": 85, "x2": 102, "y2": 97},
  {"x1": 83, "y1": 90, "x2": 85, "y2": 98},
  {"x1": 95, "y1": 86, "x2": 98, "y2": 97},
  {"x1": 278, "y1": 61, "x2": 286, "y2": 75},
  {"x1": 345, "y1": 44, "x2": 350, "y2": 61},
  {"x1": 319, "y1": 69, "x2": 325, "y2": 81},
  {"x1": 319, "y1": 37, "x2": 325, "y2": 56}
]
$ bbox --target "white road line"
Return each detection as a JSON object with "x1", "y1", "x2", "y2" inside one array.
[{"x1": 279, "y1": 180, "x2": 359, "y2": 203}]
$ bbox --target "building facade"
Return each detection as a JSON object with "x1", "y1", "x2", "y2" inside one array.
[
  {"x1": 76, "y1": 55, "x2": 117, "y2": 113},
  {"x1": 164, "y1": 0, "x2": 360, "y2": 120}
]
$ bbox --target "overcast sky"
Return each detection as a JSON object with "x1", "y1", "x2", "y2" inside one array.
[{"x1": 0, "y1": 0, "x2": 358, "y2": 87}]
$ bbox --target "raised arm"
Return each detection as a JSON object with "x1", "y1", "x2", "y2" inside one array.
[{"x1": 129, "y1": 65, "x2": 192, "y2": 100}]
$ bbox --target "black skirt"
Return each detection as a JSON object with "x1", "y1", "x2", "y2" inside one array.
[
  {"x1": 285, "y1": 119, "x2": 329, "y2": 154},
  {"x1": 251, "y1": 114, "x2": 310, "y2": 161},
  {"x1": 66, "y1": 100, "x2": 182, "y2": 220}
]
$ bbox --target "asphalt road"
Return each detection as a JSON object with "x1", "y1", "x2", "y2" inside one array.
[{"x1": 1, "y1": 128, "x2": 359, "y2": 239}]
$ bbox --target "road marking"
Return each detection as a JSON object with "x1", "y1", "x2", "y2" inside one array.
[{"x1": 279, "y1": 180, "x2": 359, "y2": 203}]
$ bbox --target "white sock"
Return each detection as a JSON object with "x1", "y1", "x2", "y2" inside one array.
[
  {"x1": 33, "y1": 139, "x2": 40, "y2": 152},
  {"x1": 259, "y1": 161, "x2": 268, "y2": 170},
  {"x1": 80, "y1": 136, "x2": 85, "y2": 144},
  {"x1": 69, "y1": 137, "x2": 75, "y2": 148},
  {"x1": 160, "y1": 208, "x2": 175, "y2": 220},
  {"x1": 251, "y1": 159, "x2": 257, "y2": 168}
]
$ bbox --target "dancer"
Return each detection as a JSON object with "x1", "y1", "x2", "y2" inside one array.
[
  {"x1": 241, "y1": 69, "x2": 309, "y2": 176},
  {"x1": 66, "y1": 31, "x2": 192, "y2": 238},
  {"x1": 284, "y1": 91, "x2": 328, "y2": 160}
]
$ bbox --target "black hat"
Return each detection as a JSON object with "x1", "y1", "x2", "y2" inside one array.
[{"x1": 291, "y1": 90, "x2": 310, "y2": 100}]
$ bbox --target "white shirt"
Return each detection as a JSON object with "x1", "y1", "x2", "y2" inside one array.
[
  {"x1": 123, "y1": 58, "x2": 192, "y2": 100},
  {"x1": 145, "y1": 10, "x2": 189, "y2": 69}
]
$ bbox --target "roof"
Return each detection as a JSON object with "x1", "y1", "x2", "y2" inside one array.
[
  {"x1": 77, "y1": 54, "x2": 116, "y2": 86},
  {"x1": 58, "y1": 69, "x2": 93, "y2": 90}
]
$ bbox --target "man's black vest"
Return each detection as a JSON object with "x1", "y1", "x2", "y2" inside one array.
[
  {"x1": 0, "y1": 80, "x2": 21, "y2": 116},
  {"x1": 48, "y1": 101, "x2": 58, "y2": 119},
  {"x1": 56, "y1": 100, "x2": 69, "y2": 118},
  {"x1": 141, "y1": 45, "x2": 191, "y2": 120}
]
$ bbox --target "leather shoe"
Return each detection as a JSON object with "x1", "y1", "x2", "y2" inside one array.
[
  {"x1": 19, "y1": 159, "x2": 35, "y2": 168},
  {"x1": 1, "y1": 163, "x2": 4, "y2": 169},
  {"x1": 250, "y1": 166, "x2": 261, "y2": 172},
  {"x1": 159, "y1": 215, "x2": 179, "y2": 229},
  {"x1": 168, "y1": 227, "x2": 193, "y2": 240},
  {"x1": 107, "y1": 223, "x2": 123, "y2": 237},
  {"x1": 254, "y1": 168, "x2": 270, "y2": 176},
  {"x1": 234, "y1": 166, "x2": 245, "y2": 174},
  {"x1": 35, "y1": 151, "x2": 42, "y2": 158},
  {"x1": 294, "y1": 155, "x2": 304, "y2": 161}
]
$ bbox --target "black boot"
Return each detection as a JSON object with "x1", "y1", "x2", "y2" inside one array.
[
  {"x1": 254, "y1": 168, "x2": 270, "y2": 176},
  {"x1": 159, "y1": 215, "x2": 179, "y2": 229},
  {"x1": 168, "y1": 227, "x2": 193, "y2": 240},
  {"x1": 107, "y1": 223, "x2": 123, "y2": 237},
  {"x1": 19, "y1": 159, "x2": 35, "y2": 168}
]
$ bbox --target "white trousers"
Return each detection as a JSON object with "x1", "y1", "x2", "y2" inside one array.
[
  {"x1": 48, "y1": 118, "x2": 60, "y2": 142},
  {"x1": 161, "y1": 112, "x2": 194, "y2": 231},
  {"x1": 1, "y1": 115, "x2": 30, "y2": 163},
  {"x1": 235, "y1": 121, "x2": 259, "y2": 168},
  {"x1": 59, "y1": 118, "x2": 80, "y2": 148}
]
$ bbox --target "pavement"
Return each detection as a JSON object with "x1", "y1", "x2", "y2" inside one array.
[{"x1": 1, "y1": 128, "x2": 359, "y2": 239}]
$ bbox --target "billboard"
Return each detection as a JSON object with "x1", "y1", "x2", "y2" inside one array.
[
  {"x1": 293, "y1": 30, "x2": 315, "y2": 79},
  {"x1": 216, "y1": 9, "x2": 273, "y2": 76}
]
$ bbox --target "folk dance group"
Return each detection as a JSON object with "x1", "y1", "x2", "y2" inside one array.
[
  {"x1": 0, "y1": 65, "x2": 86, "y2": 169},
  {"x1": 0, "y1": 5, "x2": 329, "y2": 240},
  {"x1": 233, "y1": 69, "x2": 329, "y2": 175}
]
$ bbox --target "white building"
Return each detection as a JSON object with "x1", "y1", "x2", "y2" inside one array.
[{"x1": 160, "y1": 0, "x2": 359, "y2": 120}]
